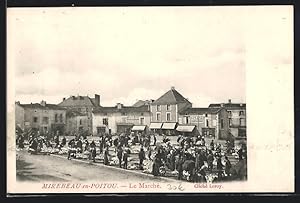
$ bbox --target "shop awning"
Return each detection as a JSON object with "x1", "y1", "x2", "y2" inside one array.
[
  {"x1": 149, "y1": 123, "x2": 163, "y2": 129},
  {"x1": 162, "y1": 122, "x2": 177, "y2": 130},
  {"x1": 131, "y1": 125, "x2": 146, "y2": 131},
  {"x1": 176, "y1": 125, "x2": 196, "y2": 132}
]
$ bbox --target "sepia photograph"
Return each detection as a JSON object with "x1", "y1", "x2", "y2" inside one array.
[{"x1": 6, "y1": 6, "x2": 293, "y2": 193}]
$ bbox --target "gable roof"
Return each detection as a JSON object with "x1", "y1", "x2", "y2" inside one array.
[
  {"x1": 152, "y1": 88, "x2": 191, "y2": 105},
  {"x1": 93, "y1": 105, "x2": 150, "y2": 114},
  {"x1": 58, "y1": 96, "x2": 96, "y2": 107},
  {"x1": 132, "y1": 100, "x2": 153, "y2": 107},
  {"x1": 132, "y1": 100, "x2": 147, "y2": 107},
  {"x1": 19, "y1": 103, "x2": 66, "y2": 110}
]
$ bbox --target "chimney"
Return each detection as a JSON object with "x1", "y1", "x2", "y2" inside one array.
[
  {"x1": 95, "y1": 94, "x2": 100, "y2": 106},
  {"x1": 240, "y1": 103, "x2": 243, "y2": 107},
  {"x1": 171, "y1": 86, "x2": 175, "y2": 90},
  {"x1": 40, "y1": 100, "x2": 46, "y2": 107},
  {"x1": 15, "y1": 101, "x2": 20, "y2": 105},
  {"x1": 72, "y1": 96, "x2": 75, "y2": 100},
  {"x1": 63, "y1": 98, "x2": 66, "y2": 101},
  {"x1": 116, "y1": 103, "x2": 123, "y2": 109},
  {"x1": 228, "y1": 99, "x2": 232, "y2": 103},
  {"x1": 221, "y1": 103, "x2": 224, "y2": 107}
]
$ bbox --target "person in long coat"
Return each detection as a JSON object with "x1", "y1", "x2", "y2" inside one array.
[
  {"x1": 176, "y1": 156, "x2": 184, "y2": 180},
  {"x1": 117, "y1": 147, "x2": 123, "y2": 168},
  {"x1": 104, "y1": 147, "x2": 109, "y2": 165},
  {"x1": 152, "y1": 156, "x2": 161, "y2": 176},
  {"x1": 123, "y1": 151, "x2": 128, "y2": 169},
  {"x1": 224, "y1": 156, "x2": 232, "y2": 176},
  {"x1": 90, "y1": 141, "x2": 97, "y2": 162},
  {"x1": 138, "y1": 147, "x2": 145, "y2": 170}
]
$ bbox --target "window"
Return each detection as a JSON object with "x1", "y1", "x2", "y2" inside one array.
[
  {"x1": 157, "y1": 105, "x2": 161, "y2": 111},
  {"x1": 240, "y1": 118, "x2": 246, "y2": 126},
  {"x1": 55, "y1": 114, "x2": 58, "y2": 122},
  {"x1": 205, "y1": 114, "x2": 208, "y2": 117},
  {"x1": 221, "y1": 119, "x2": 224, "y2": 129},
  {"x1": 156, "y1": 113, "x2": 161, "y2": 121},
  {"x1": 166, "y1": 113, "x2": 171, "y2": 121},
  {"x1": 206, "y1": 120, "x2": 209, "y2": 127},
  {"x1": 42, "y1": 117, "x2": 49, "y2": 124},
  {"x1": 239, "y1": 111, "x2": 244, "y2": 116},
  {"x1": 166, "y1": 104, "x2": 171, "y2": 111},
  {"x1": 141, "y1": 113, "x2": 144, "y2": 116},
  {"x1": 228, "y1": 111, "x2": 232, "y2": 116},
  {"x1": 229, "y1": 118, "x2": 232, "y2": 126},
  {"x1": 79, "y1": 119, "x2": 82, "y2": 125},
  {"x1": 122, "y1": 112, "x2": 126, "y2": 116},
  {"x1": 60, "y1": 114, "x2": 63, "y2": 122},
  {"x1": 33, "y1": 117, "x2": 38, "y2": 123},
  {"x1": 140, "y1": 117, "x2": 145, "y2": 125},
  {"x1": 103, "y1": 118, "x2": 108, "y2": 125},
  {"x1": 185, "y1": 116, "x2": 189, "y2": 124}
]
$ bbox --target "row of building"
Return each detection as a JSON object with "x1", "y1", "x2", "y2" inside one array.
[{"x1": 15, "y1": 87, "x2": 246, "y2": 140}]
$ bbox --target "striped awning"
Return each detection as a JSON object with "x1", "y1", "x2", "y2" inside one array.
[
  {"x1": 162, "y1": 122, "x2": 177, "y2": 130},
  {"x1": 149, "y1": 123, "x2": 163, "y2": 129},
  {"x1": 176, "y1": 125, "x2": 196, "y2": 132},
  {"x1": 131, "y1": 125, "x2": 146, "y2": 131}
]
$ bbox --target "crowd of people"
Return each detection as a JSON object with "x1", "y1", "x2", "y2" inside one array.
[{"x1": 16, "y1": 129, "x2": 247, "y2": 183}]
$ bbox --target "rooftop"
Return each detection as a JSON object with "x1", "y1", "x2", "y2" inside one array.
[
  {"x1": 152, "y1": 87, "x2": 192, "y2": 105},
  {"x1": 209, "y1": 103, "x2": 246, "y2": 109},
  {"x1": 93, "y1": 105, "x2": 150, "y2": 114},
  {"x1": 58, "y1": 95, "x2": 100, "y2": 107},
  {"x1": 17, "y1": 103, "x2": 66, "y2": 110},
  {"x1": 179, "y1": 107, "x2": 222, "y2": 115}
]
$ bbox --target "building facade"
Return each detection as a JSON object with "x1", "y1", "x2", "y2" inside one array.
[
  {"x1": 209, "y1": 100, "x2": 246, "y2": 138},
  {"x1": 15, "y1": 101, "x2": 67, "y2": 134},
  {"x1": 92, "y1": 103, "x2": 151, "y2": 135},
  {"x1": 149, "y1": 87, "x2": 192, "y2": 135},
  {"x1": 58, "y1": 94, "x2": 100, "y2": 135}
]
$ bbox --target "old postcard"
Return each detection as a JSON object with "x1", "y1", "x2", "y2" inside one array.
[{"x1": 7, "y1": 6, "x2": 294, "y2": 194}]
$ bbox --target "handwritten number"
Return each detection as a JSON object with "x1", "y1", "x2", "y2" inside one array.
[{"x1": 167, "y1": 184, "x2": 184, "y2": 191}]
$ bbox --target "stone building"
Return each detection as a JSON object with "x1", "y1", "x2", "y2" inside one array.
[
  {"x1": 92, "y1": 103, "x2": 151, "y2": 135},
  {"x1": 15, "y1": 101, "x2": 67, "y2": 134},
  {"x1": 149, "y1": 87, "x2": 192, "y2": 135},
  {"x1": 58, "y1": 94, "x2": 100, "y2": 135},
  {"x1": 209, "y1": 100, "x2": 246, "y2": 138}
]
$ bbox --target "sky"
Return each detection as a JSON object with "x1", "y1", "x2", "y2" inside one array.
[{"x1": 8, "y1": 7, "x2": 247, "y2": 107}]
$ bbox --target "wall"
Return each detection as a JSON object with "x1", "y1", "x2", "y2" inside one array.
[
  {"x1": 150, "y1": 104, "x2": 179, "y2": 122},
  {"x1": 15, "y1": 104, "x2": 25, "y2": 130},
  {"x1": 23, "y1": 108, "x2": 66, "y2": 133},
  {"x1": 228, "y1": 108, "x2": 246, "y2": 137},
  {"x1": 66, "y1": 115, "x2": 89, "y2": 135},
  {"x1": 93, "y1": 111, "x2": 151, "y2": 135},
  {"x1": 178, "y1": 112, "x2": 218, "y2": 137},
  {"x1": 62, "y1": 106, "x2": 94, "y2": 134},
  {"x1": 217, "y1": 108, "x2": 230, "y2": 140}
]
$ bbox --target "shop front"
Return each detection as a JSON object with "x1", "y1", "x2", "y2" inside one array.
[
  {"x1": 202, "y1": 127, "x2": 216, "y2": 139},
  {"x1": 131, "y1": 125, "x2": 147, "y2": 134},
  {"x1": 149, "y1": 122, "x2": 163, "y2": 134},
  {"x1": 176, "y1": 125, "x2": 199, "y2": 137},
  {"x1": 116, "y1": 123, "x2": 133, "y2": 134},
  {"x1": 161, "y1": 122, "x2": 178, "y2": 136}
]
